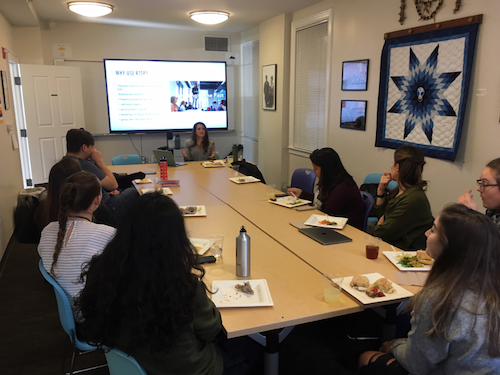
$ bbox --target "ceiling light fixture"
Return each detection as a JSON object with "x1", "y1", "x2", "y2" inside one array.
[
  {"x1": 190, "y1": 11, "x2": 229, "y2": 25},
  {"x1": 68, "y1": 2, "x2": 113, "y2": 18}
]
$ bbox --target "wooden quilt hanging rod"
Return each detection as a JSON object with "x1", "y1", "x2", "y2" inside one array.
[{"x1": 384, "y1": 14, "x2": 482, "y2": 40}]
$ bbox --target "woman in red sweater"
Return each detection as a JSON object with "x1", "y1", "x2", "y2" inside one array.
[{"x1": 288, "y1": 147, "x2": 364, "y2": 229}]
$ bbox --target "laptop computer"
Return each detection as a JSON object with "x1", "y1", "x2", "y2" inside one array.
[
  {"x1": 153, "y1": 149, "x2": 187, "y2": 167},
  {"x1": 298, "y1": 227, "x2": 352, "y2": 246}
]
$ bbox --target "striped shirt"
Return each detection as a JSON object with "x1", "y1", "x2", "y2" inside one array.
[{"x1": 38, "y1": 220, "x2": 116, "y2": 316}]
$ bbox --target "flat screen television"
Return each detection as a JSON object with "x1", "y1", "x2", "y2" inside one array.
[{"x1": 103, "y1": 59, "x2": 227, "y2": 133}]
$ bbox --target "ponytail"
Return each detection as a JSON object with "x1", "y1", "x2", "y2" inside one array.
[{"x1": 50, "y1": 172, "x2": 101, "y2": 276}]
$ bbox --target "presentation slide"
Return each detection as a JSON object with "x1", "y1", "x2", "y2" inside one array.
[{"x1": 104, "y1": 59, "x2": 227, "y2": 132}]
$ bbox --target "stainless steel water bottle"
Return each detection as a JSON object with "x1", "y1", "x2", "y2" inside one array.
[{"x1": 236, "y1": 226, "x2": 250, "y2": 277}]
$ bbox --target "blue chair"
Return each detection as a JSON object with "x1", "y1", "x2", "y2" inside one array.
[
  {"x1": 111, "y1": 154, "x2": 142, "y2": 165},
  {"x1": 38, "y1": 260, "x2": 106, "y2": 375},
  {"x1": 363, "y1": 173, "x2": 398, "y2": 226},
  {"x1": 360, "y1": 191, "x2": 375, "y2": 232},
  {"x1": 291, "y1": 168, "x2": 316, "y2": 194},
  {"x1": 104, "y1": 347, "x2": 147, "y2": 375},
  {"x1": 363, "y1": 173, "x2": 398, "y2": 190}
]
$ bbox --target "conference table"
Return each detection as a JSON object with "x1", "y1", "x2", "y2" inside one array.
[{"x1": 110, "y1": 161, "x2": 419, "y2": 374}]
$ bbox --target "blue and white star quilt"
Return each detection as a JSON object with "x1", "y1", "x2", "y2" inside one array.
[{"x1": 376, "y1": 24, "x2": 479, "y2": 161}]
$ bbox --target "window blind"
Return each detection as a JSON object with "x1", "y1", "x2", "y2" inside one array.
[{"x1": 293, "y1": 22, "x2": 328, "y2": 151}]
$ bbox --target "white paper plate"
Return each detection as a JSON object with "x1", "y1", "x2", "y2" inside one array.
[
  {"x1": 189, "y1": 238, "x2": 210, "y2": 255},
  {"x1": 179, "y1": 205, "x2": 207, "y2": 217},
  {"x1": 229, "y1": 176, "x2": 261, "y2": 184},
  {"x1": 383, "y1": 251, "x2": 432, "y2": 272},
  {"x1": 133, "y1": 178, "x2": 152, "y2": 184},
  {"x1": 269, "y1": 196, "x2": 312, "y2": 208},
  {"x1": 211, "y1": 279, "x2": 274, "y2": 308},
  {"x1": 304, "y1": 214, "x2": 348, "y2": 230},
  {"x1": 141, "y1": 187, "x2": 173, "y2": 195},
  {"x1": 202, "y1": 160, "x2": 226, "y2": 168},
  {"x1": 343, "y1": 273, "x2": 413, "y2": 305}
]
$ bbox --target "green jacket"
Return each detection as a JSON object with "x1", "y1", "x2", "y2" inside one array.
[
  {"x1": 372, "y1": 185, "x2": 433, "y2": 250},
  {"x1": 120, "y1": 281, "x2": 223, "y2": 375}
]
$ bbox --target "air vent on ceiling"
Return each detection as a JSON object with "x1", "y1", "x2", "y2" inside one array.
[{"x1": 204, "y1": 36, "x2": 229, "y2": 52}]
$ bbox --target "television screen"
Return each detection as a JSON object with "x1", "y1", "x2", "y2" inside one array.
[{"x1": 104, "y1": 59, "x2": 227, "y2": 133}]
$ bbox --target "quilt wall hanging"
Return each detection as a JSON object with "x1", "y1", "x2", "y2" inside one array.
[{"x1": 376, "y1": 15, "x2": 481, "y2": 161}]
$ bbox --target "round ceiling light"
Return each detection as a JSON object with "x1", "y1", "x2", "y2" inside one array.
[
  {"x1": 68, "y1": 2, "x2": 113, "y2": 17},
  {"x1": 190, "y1": 11, "x2": 229, "y2": 25}
]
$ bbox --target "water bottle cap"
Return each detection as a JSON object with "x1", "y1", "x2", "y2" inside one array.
[{"x1": 240, "y1": 226, "x2": 246, "y2": 233}]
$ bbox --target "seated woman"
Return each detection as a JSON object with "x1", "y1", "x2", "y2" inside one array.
[
  {"x1": 359, "y1": 204, "x2": 500, "y2": 374},
  {"x1": 181, "y1": 122, "x2": 216, "y2": 161},
  {"x1": 37, "y1": 171, "x2": 116, "y2": 313},
  {"x1": 76, "y1": 193, "x2": 225, "y2": 374},
  {"x1": 458, "y1": 158, "x2": 500, "y2": 227},
  {"x1": 288, "y1": 148, "x2": 364, "y2": 229},
  {"x1": 372, "y1": 145, "x2": 433, "y2": 249}
]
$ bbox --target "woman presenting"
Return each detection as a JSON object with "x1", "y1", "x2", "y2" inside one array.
[
  {"x1": 181, "y1": 122, "x2": 216, "y2": 161},
  {"x1": 288, "y1": 148, "x2": 364, "y2": 229},
  {"x1": 372, "y1": 145, "x2": 433, "y2": 249}
]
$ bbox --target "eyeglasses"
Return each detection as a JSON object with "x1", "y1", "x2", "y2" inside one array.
[{"x1": 477, "y1": 179, "x2": 499, "y2": 193}]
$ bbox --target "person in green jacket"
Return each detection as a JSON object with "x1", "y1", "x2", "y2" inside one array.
[
  {"x1": 76, "y1": 192, "x2": 224, "y2": 375},
  {"x1": 372, "y1": 145, "x2": 433, "y2": 250}
]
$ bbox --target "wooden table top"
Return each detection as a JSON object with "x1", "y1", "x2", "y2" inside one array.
[{"x1": 109, "y1": 162, "x2": 420, "y2": 337}]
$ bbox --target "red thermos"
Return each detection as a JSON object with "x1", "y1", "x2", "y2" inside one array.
[{"x1": 160, "y1": 157, "x2": 168, "y2": 180}]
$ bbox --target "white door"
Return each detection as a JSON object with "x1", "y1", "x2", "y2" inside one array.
[{"x1": 19, "y1": 64, "x2": 85, "y2": 184}]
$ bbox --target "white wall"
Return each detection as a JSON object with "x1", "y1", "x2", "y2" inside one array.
[
  {"x1": 34, "y1": 22, "x2": 243, "y2": 162},
  {"x1": 287, "y1": 0, "x2": 500, "y2": 216},
  {"x1": 259, "y1": 13, "x2": 292, "y2": 188},
  {"x1": 0, "y1": 14, "x2": 24, "y2": 258}
]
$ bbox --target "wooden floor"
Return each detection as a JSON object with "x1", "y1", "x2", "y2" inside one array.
[{"x1": 0, "y1": 235, "x2": 377, "y2": 374}]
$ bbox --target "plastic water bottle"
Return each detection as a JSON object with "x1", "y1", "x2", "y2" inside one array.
[
  {"x1": 160, "y1": 157, "x2": 168, "y2": 180},
  {"x1": 236, "y1": 226, "x2": 250, "y2": 277}
]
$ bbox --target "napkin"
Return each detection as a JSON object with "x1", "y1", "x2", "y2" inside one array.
[{"x1": 394, "y1": 271, "x2": 428, "y2": 286}]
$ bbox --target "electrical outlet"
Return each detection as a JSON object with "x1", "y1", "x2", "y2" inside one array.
[
  {"x1": 6, "y1": 123, "x2": 13, "y2": 134},
  {"x1": 141, "y1": 156, "x2": 148, "y2": 164}
]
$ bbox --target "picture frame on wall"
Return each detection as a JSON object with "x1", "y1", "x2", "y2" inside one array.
[
  {"x1": 262, "y1": 64, "x2": 276, "y2": 110},
  {"x1": 341, "y1": 59, "x2": 369, "y2": 91},
  {"x1": 1, "y1": 71, "x2": 10, "y2": 110},
  {"x1": 340, "y1": 100, "x2": 367, "y2": 131}
]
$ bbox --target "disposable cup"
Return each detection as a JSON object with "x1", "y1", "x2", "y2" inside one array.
[
  {"x1": 365, "y1": 236, "x2": 381, "y2": 259},
  {"x1": 266, "y1": 184, "x2": 276, "y2": 200},
  {"x1": 208, "y1": 234, "x2": 224, "y2": 262},
  {"x1": 322, "y1": 273, "x2": 343, "y2": 304}
]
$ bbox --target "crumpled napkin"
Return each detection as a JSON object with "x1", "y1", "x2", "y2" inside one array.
[{"x1": 394, "y1": 271, "x2": 428, "y2": 286}]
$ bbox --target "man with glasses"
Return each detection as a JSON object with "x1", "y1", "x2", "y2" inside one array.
[{"x1": 459, "y1": 158, "x2": 500, "y2": 226}]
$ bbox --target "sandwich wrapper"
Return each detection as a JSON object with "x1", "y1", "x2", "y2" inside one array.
[{"x1": 394, "y1": 271, "x2": 428, "y2": 287}]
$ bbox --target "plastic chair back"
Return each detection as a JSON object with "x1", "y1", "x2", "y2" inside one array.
[
  {"x1": 104, "y1": 348, "x2": 147, "y2": 375},
  {"x1": 38, "y1": 260, "x2": 94, "y2": 351},
  {"x1": 363, "y1": 173, "x2": 398, "y2": 190},
  {"x1": 111, "y1": 154, "x2": 142, "y2": 166},
  {"x1": 360, "y1": 191, "x2": 375, "y2": 232},
  {"x1": 291, "y1": 168, "x2": 316, "y2": 194}
]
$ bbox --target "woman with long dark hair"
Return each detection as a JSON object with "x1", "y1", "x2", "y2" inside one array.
[
  {"x1": 181, "y1": 122, "x2": 216, "y2": 161},
  {"x1": 76, "y1": 192, "x2": 224, "y2": 374},
  {"x1": 288, "y1": 147, "x2": 364, "y2": 229},
  {"x1": 372, "y1": 145, "x2": 433, "y2": 249},
  {"x1": 359, "y1": 204, "x2": 500, "y2": 374},
  {"x1": 38, "y1": 171, "x2": 116, "y2": 311}
]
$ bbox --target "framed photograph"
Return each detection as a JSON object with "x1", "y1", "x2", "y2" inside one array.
[
  {"x1": 341, "y1": 59, "x2": 369, "y2": 91},
  {"x1": 262, "y1": 64, "x2": 276, "y2": 110},
  {"x1": 1, "y1": 71, "x2": 10, "y2": 110},
  {"x1": 340, "y1": 100, "x2": 367, "y2": 131}
]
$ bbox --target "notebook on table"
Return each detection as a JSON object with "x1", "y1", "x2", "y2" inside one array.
[
  {"x1": 298, "y1": 227, "x2": 352, "y2": 245},
  {"x1": 153, "y1": 149, "x2": 187, "y2": 167}
]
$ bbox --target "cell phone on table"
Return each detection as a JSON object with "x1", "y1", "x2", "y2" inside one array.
[
  {"x1": 198, "y1": 255, "x2": 216, "y2": 264},
  {"x1": 295, "y1": 205, "x2": 315, "y2": 211}
]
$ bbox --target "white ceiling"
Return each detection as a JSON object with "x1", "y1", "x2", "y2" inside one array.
[{"x1": 0, "y1": 0, "x2": 323, "y2": 33}]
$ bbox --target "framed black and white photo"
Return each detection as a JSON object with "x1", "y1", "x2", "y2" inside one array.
[
  {"x1": 262, "y1": 64, "x2": 276, "y2": 110},
  {"x1": 341, "y1": 59, "x2": 369, "y2": 91},
  {"x1": 1, "y1": 71, "x2": 9, "y2": 110},
  {"x1": 340, "y1": 100, "x2": 367, "y2": 130}
]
